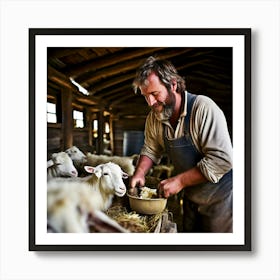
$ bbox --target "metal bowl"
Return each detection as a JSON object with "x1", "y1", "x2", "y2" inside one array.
[{"x1": 127, "y1": 193, "x2": 167, "y2": 215}]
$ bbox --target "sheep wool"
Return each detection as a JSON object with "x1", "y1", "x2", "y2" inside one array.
[{"x1": 47, "y1": 162, "x2": 128, "y2": 233}]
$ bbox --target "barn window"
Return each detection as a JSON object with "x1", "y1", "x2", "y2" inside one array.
[
  {"x1": 105, "y1": 122, "x2": 110, "y2": 134},
  {"x1": 47, "y1": 102, "x2": 57, "y2": 123},
  {"x1": 92, "y1": 117, "x2": 109, "y2": 139},
  {"x1": 73, "y1": 110, "x2": 84, "y2": 128},
  {"x1": 93, "y1": 119, "x2": 98, "y2": 138}
]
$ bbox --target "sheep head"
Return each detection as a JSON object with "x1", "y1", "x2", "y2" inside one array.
[
  {"x1": 65, "y1": 146, "x2": 87, "y2": 163},
  {"x1": 51, "y1": 152, "x2": 78, "y2": 178},
  {"x1": 84, "y1": 162, "x2": 128, "y2": 197}
]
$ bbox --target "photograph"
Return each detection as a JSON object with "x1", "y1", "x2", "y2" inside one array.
[{"x1": 29, "y1": 28, "x2": 251, "y2": 251}]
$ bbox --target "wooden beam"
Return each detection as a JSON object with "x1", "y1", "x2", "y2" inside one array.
[
  {"x1": 88, "y1": 72, "x2": 135, "y2": 94},
  {"x1": 48, "y1": 47, "x2": 85, "y2": 59},
  {"x1": 64, "y1": 47, "x2": 164, "y2": 76},
  {"x1": 48, "y1": 65, "x2": 77, "y2": 91},
  {"x1": 75, "y1": 48, "x2": 194, "y2": 86},
  {"x1": 95, "y1": 84, "x2": 133, "y2": 99},
  {"x1": 110, "y1": 92, "x2": 139, "y2": 106}
]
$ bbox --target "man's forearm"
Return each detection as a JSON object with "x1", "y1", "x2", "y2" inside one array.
[
  {"x1": 130, "y1": 155, "x2": 154, "y2": 189},
  {"x1": 134, "y1": 155, "x2": 154, "y2": 176},
  {"x1": 178, "y1": 166, "x2": 208, "y2": 188}
]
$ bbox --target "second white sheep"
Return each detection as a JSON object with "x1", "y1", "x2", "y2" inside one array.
[{"x1": 47, "y1": 162, "x2": 128, "y2": 233}]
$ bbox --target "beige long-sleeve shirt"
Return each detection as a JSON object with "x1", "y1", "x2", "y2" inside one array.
[{"x1": 140, "y1": 91, "x2": 233, "y2": 183}]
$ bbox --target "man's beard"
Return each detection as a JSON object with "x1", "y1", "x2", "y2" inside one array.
[
  {"x1": 152, "y1": 90, "x2": 176, "y2": 120},
  {"x1": 163, "y1": 103, "x2": 174, "y2": 119}
]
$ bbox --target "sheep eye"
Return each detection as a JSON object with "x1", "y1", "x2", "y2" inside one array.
[{"x1": 103, "y1": 172, "x2": 109, "y2": 176}]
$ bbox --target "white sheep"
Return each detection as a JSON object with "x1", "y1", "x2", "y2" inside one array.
[
  {"x1": 65, "y1": 145, "x2": 86, "y2": 161},
  {"x1": 65, "y1": 146, "x2": 87, "y2": 175},
  {"x1": 47, "y1": 162, "x2": 128, "y2": 233},
  {"x1": 47, "y1": 152, "x2": 78, "y2": 180},
  {"x1": 52, "y1": 146, "x2": 138, "y2": 176},
  {"x1": 47, "y1": 146, "x2": 86, "y2": 166},
  {"x1": 86, "y1": 153, "x2": 137, "y2": 176}
]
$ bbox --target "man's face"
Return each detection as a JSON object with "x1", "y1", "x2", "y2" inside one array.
[{"x1": 140, "y1": 73, "x2": 175, "y2": 116}]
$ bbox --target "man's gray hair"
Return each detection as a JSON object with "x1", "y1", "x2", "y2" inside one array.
[{"x1": 132, "y1": 56, "x2": 186, "y2": 94}]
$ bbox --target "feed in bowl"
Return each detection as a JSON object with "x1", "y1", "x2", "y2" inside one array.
[{"x1": 127, "y1": 193, "x2": 167, "y2": 215}]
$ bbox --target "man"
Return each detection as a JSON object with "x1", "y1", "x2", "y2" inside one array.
[{"x1": 130, "y1": 56, "x2": 233, "y2": 232}]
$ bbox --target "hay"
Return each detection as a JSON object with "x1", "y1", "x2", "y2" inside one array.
[{"x1": 106, "y1": 205, "x2": 162, "y2": 233}]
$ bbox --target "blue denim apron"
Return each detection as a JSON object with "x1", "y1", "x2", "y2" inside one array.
[{"x1": 164, "y1": 92, "x2": 232, "y2": 232}]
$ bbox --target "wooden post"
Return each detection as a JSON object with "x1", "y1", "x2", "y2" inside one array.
[
  {"x1": 85, "y1": 107, "x2": 93, "y2": 147},
  {"x1": 97, "y1": 110, "x2": 105, "y2": 154},
  {"x1": 109, "y1": 115, "x2": 114, "y2": 154},
  {"x1": 61, "y1": 87, "x2": 73, "y2": 150}
]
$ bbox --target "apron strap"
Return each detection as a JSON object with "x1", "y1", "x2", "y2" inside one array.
[{"x1": 184, "y1": 92, "x2": 197, "y2": 135}]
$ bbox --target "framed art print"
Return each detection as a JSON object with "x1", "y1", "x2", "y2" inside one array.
[{"x1": 29, "y1": 28, "x2": 251, "y2": 251}]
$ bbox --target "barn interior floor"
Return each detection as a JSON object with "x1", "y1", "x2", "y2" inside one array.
[{"x1": 112, "y1": 193, "x2": 184, "y2": 233}]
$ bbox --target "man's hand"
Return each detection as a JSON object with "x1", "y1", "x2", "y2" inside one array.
[
  {"x1": 158, "y1": 167, "x2": 208, "y2": 198},
  {"x1": 129, "y1": 155, "x2": 154, "y2": 195},
  {"x1": 129, "y1": 173, "x2": 145, "y2": 195},
  {"x1": 158, "y1": 175, "x2": 184, "y2": 198}
]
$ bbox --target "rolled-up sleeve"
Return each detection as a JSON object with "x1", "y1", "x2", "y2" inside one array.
[
  {"x1": 192, "y1": 96, "x2": 233, "y2": 183},
  {"x1": 140, "y1": 112, "x2": 165, "y2": 164}
]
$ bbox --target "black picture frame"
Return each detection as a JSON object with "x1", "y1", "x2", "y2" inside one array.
[{"x1": 29, "y1": 28, "x2": 251, "y2": 251}]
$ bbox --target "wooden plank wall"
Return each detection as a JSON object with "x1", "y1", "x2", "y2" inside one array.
[
  {"x1": 47, "y1": 89, "x2": 146, "y2": 158},
  {"x1": 112, "y1": 117, "x2": 145, "y2": 156}
]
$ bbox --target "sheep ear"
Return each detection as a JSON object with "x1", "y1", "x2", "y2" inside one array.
[
  {"x1": 122, "y1": 172, "x2": 129, "y2": 179},
  {"x1": 84, "y1": 165, "x2": 95, "y2": 174}
]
